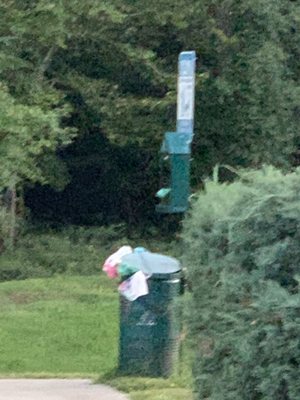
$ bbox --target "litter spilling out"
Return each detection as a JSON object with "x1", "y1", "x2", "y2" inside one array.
[
  {"x1": 102, "y1": 246, "x2": 181, "y2": 301},
  {"x1": 103, "y1": 246, "x2": 150, "y2": 301}
]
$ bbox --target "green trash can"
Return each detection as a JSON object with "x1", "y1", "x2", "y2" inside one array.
[{"x1": 118, "y1": 252, "x2": 182, "y2": 377}]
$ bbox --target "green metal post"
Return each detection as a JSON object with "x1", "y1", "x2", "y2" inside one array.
[{"x1": 170, "y1": 154, "x2": 190, "y2": 212}]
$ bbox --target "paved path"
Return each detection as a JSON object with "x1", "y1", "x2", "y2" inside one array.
[{"x1": 0, "y1": 379, "x2": 129, "y2": 400}]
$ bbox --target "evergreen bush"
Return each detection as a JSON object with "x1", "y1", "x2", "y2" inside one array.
[{"x1": 182, "y1": 166, "x2": 300, "y2": 400}]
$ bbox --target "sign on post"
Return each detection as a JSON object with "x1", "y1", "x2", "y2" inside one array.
[
  {"x1": 177, "y1": 51, "x2": 196, "y2": 137},
  {"x1": 156, "y1": 50, "x2": 196, "y2": 214}
]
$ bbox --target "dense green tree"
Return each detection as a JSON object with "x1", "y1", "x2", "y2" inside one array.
[
  {"x1": 0, "y1": 0, "x2": 77, "y2": 243},
  {"x1": 0, "y1": 0, "x2": 127, "y2": 190},
  {"x1": 176, "y1": 0, "x2": 300, "y2": 180},
  {"x1": 1, "y1": 0, "x2": 300, "y2": 227}
]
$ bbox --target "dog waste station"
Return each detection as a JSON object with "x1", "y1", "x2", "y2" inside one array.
[{"x1": 102, "y1": 51, "x2": 196, "y2": 377}]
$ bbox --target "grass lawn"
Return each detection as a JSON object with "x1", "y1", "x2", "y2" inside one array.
[
  {"x1": 0, "y1": 275, "x2": 193, "y2": 399},
  {"x1": 0, "y1": 275, "x2": 118, "y2": 376},
  {"x1": 103, "y1": 376, "x2": 193, "y2": 400}
]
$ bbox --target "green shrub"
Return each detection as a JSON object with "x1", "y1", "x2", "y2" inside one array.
[
  {"x1": 0, "y1": 225, "x2": 129, "y2": 282},
  {"x1": 0, "y1": 223, "x2": 177, "y2": 282},
  {"x1": 182, "y1": 166, "x2": 300, "y2": 400}
]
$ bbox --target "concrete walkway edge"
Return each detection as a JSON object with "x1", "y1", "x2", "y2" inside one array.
[{"x1": 0, "y1": 379, "x2": 129, "y2": 400}]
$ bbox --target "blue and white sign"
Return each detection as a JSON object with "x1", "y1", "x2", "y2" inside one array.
[{"x1": 177, "y1": 51, "x2": 196, "y2": 135}]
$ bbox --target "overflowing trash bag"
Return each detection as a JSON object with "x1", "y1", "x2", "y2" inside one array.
[
  {"x1": 102, "y1": 246, "x2": 181, "y2": 302},
  {"x1": 102, "y1": 245, "x2": 133, "y2": 278},
  {"x1": 103, "y1": 246, "x2": 149, "y2": 301}
]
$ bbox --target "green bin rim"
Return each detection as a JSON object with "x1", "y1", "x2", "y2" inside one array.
[
  {"x1": 149, "y1": 270, "x2": 182, "y2": 280},
  {"x1": 121, "y1": 252, "x2": 181, "y2": 278}
]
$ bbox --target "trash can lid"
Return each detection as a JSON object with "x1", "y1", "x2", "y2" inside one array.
[{"x1": 121, "y1": 252, "x2": 181, "y2": 277}]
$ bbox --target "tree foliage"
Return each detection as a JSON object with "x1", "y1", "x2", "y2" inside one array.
[
  {"x1": 0, "y1": 0, "x2": 300, "y2": 225},
  {"x1": 182, "y1": 166, "x2": 300, "y2": 399},
  {"x1": 187, "y1": 0, "x2": 300, "y2": 176},
  {"x1": 0, "y1": 1, "x2": 77, "y2": 190}
]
